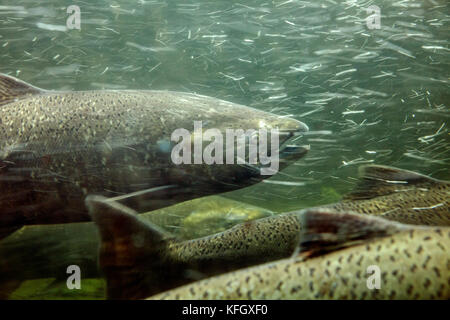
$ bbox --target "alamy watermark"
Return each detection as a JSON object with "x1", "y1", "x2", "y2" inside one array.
[
  {"x1": 366, "y1": 265, "x2": 381, "y2": 289},
  {"x1": 66, "y1": 265, "x2": 81, "y2": 289},
  {"x1": 366, "y1": 5, "x2": 381, "y2": 30},
  {"x1": 66, "y1": 5, "x2": 81, "y2": 30},
  {"x1": 170, "y1": 121, "x2": 280, "y2": 175}
]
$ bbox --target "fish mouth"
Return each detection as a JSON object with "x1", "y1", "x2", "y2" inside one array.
[
  {"x1": 278, "y1": 119, "x2": 309, "y2": 158},
  {"x1": 240, "y1": 119, "x2": 309, "y2": 175},
  {"x1": 279, "y1": 144, "x2": 310, "y2": 160}
]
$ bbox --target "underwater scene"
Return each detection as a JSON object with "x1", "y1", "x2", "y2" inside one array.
[{"x1": 0, "y1": 0, "x2": 448, "y2": 300}]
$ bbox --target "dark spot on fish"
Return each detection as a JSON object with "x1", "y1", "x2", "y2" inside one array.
[
  {"x1": 309, "y1": 282, "x2": 314, "y2": 292},
  {"x1": 310, "y1": 268, "x2": 315, "y2": 277},
  {"x1": 422, "y1": 255, "x2": 431, "y2": 269},
  {"x1": 410, "y1": 264, "x2": 418, "y2": 272},
  {"x1": 424, "y1": 278, "x2": 431, "y2": 289},
  {"x1": 416, "y1": 245, "x2": 423, "y2": 254},
  {"x1": 356, "y1": 256, "x2": 364, "y2": 266},
  {"x1": 268, "y1": 275, "x2": 282, "y2": 292},
  {"x1": 290, "y1": 285, "x2": 302, "y2": 294},
  {"x1": 389, "y1": 290, "x2": 396, "y2": 299},
  {"x1": 403, "y1": 249, "x2": 411, "y2": 258},
  {"x1": 437, "y1": 284, "x2": 445, "y2": 298},
  {"x1": 328, "y1": 284, "x2": 336, "y2": 298},
  {"x1": 423, "y1": 236, "x2": 431, "y2": 241},
  {"x1": 433, "y1": 267, "x2": 441, "y2": 278},
  {"x1": 407, "y1": 285, "x2": 414, "y2": 295}
]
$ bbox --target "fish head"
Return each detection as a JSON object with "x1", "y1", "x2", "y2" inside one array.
[{"x1": 156, "y1": 93, "x2": 310, "y2": 196}]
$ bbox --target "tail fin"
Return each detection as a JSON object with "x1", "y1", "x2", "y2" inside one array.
[
  {"x1": 296, "y1": 209, "x2": 412, "y2": 258},
  {"x1": 0, "y1": 73, "x2": 43, "y2": 106},
  {"x1": 86, "y1": 195, "x2": 187, "y2": 299}
]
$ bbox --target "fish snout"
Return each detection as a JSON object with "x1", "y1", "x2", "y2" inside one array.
[{"x1": 273, "y1": 117, "x2": 309, "y2": 136}]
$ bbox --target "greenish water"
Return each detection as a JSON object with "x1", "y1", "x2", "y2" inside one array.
[{"x1": 0, "y1": 0, "x2": 449, "y2": 299}]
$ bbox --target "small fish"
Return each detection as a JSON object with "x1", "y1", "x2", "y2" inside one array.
[
  {"x1": 0, "y1": 73, "x2": 308, "y2": 238},
  {"x1": 321, "y1": 165, "x2": 450, "y2": 226},
  {"x1": 148, "y1": 209, "x2": 450, "y2": 300}
]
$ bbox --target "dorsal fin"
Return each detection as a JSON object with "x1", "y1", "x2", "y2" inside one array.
[
  {"x1": 343, "y1": 165, "x2": 443, "y2": 200},
  {"x1": 0, "y1": 73, "x2": 43, "y2": 106},
  {"x1": 296, "y1": 209, "x2": 411, "y2": 258}
]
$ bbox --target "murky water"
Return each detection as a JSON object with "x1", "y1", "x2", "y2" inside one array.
[{"x1": 0, "y1": 0, "x2": 448, "y2": 299}]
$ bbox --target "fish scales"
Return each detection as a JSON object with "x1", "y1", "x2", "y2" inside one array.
[
  {"x1": 321, "y1": 165, "x2": 450, "y2": 226},
  {"x1": 148, "y1": 213, "x2": 450, "y2": 300}
]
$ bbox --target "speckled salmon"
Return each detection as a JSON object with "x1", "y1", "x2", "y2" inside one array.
[
  {"x1": 85, "y1": 164, "x2": 449, "y2": 299},
  {"x1": 321, "y1": 165, "x2": 450, "y2": 226},
  {"x1": 0, "y1": 73, "x2": 308, "y2": 238},
  {"x1": 148, "y1": 210, "x2": 450, "y2": 300}
]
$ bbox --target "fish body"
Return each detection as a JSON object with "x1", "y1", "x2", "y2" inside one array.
[
  {"x1": 322, "y1": 165, "x2": 450, "y2": 226},
  {"x1": 148, "y1": 210, "x2": 450, "y2": 300},
  {"x1": 1, "y1": 165, "x2": 447, "y2": 298},
  {"x1": 0, "y1": 73, "x2": 308, "y2": 236}
]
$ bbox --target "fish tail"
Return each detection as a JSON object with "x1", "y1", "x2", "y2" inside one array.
[{"x1": 86, "y1": 195, "x2": 181, "y2": 299}]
